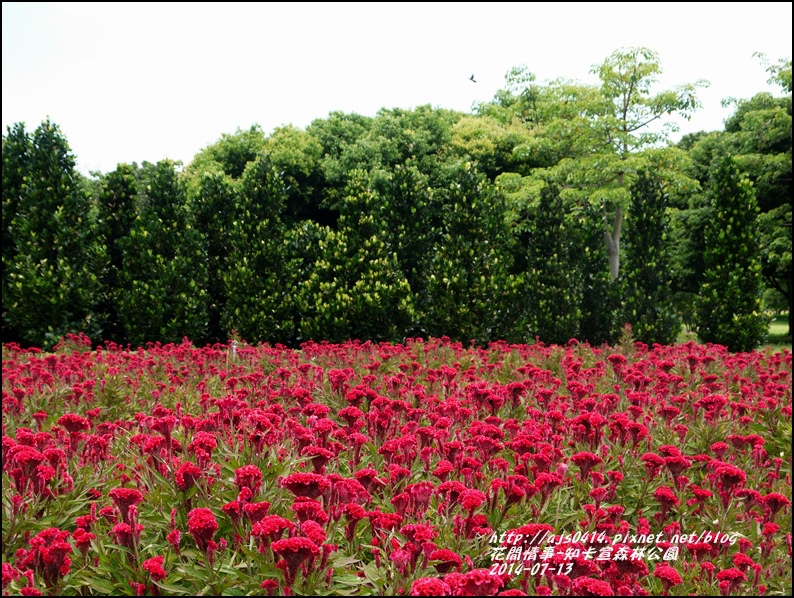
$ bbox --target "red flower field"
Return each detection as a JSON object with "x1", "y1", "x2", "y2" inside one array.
[{"x1": 2, "y1": 333, "x2": 791, "y2": 595}]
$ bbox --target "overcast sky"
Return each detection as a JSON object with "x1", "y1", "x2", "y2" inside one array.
[{"x1": 3, "y1": 2, "x2": 792, "y2": 175}]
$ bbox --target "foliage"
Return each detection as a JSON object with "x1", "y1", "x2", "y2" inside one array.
[
  {"x1": 695, "y1": 155, "x2": 769, "y2": 351},
  {"x1": 94, "y1": 164, "x2": 139, "y2": 344},
  {"x1": 418, "y1": 162, "x2": 519, "y2": 343},
  {"x1": 2, "y1": 120, "x2": 103, "y2": 348},
  {"x1": 621, "y1": 170, "x2": 681, "y2": 345},
  {"x1": 296, "y1": 171, "x2": 416, "y2": 343},
  {"x1": 221, "y1": 154, "x2": 295, "y2": 344},
  {"x1": 115, "y1": 161, "x2": 208, "y2": 346}
]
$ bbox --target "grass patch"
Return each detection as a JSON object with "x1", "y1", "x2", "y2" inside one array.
[{"x1": 767, "y1": 313, "x2": 791, "y2": 350}]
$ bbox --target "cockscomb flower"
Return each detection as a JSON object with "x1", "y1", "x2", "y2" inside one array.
[
  {"x1": 444, "y1": 569, "x2": 504, "y2": 596},
  {"x1": 175, "y1": 461, "x2": 202, "y2": 492},
  {"x1": 570, "y1": 576, "x2": 616, "y2": 596},
  {"x1": 429, "y1": 548, "x2": 462, "y2": 574},
  {"x1": 252, "y1": 516, "x2": 296, "y2": 549},
  {"x1": 291, "y1": 499, "x2": 328, "y2": 524},
  {"x1": 108, "y1": 487, "x2": 144, "y2": 524},
  {"x1": 72, "y1": 528, "x2": 95, "y2": 558},
  {"x1": 280, "y1": 472, "x2": 331, "y2": 499},
  {"x1": 167, "y1": 529, "x2": 181, "y2": 554},
  {"x1": 56, "y1": 414, "x2": 92, "y2": 434},
  {"x1": 112, "y1": 522, "x2": 144, "y2": 552},
  {"x1": 641, "y1": 453, "x2": 666, "y2": 479},
  {"x1": 716, "y1": 567, "x2": 747, "y2": 595},
  {"x1": 243, "y1": 501, "x2": 272, "y2": 524},
  {"x1": 653, "y1": 486, "x2": 679, "y2": 519},
  {"x1": 20, "y1": 528, "x2": 73, "y2": 589},
  {"x1": 459, "y1": 489, "x2": 487, "y2": 515},
  {"x1": 654, "y1": 563, "x2": 682, "y2": 593},
  {"x1": 142, "y1": 555, "x2": 167, "y2": 582},
  {"x1": 761, "y1": 493, "x2": 790, "y2": 521},
  {"x1": 570, "y1": 452, "x2": 603, "y2": 481},
  {"x1": 235, "y1": 465, "x2": 263, "y2": 496},
  {"x1": 271, "y1": 536, "x2": 320, "y2": 587},
  {"x1": 714, "y1": 464, "x2": 747, "y2": 492},
  {"x1": 300, "y1": 519, "x2": 327, "y2": 546},
  {"x1": 187, "y1": 508, "x2": 219, "y2": 554},
  {"x1": 410, "y1": 577, "x2": 452, "y2": 596}
]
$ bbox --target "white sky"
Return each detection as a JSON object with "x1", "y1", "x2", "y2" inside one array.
[{"x1": 3, "y1": 2, "x2": 792, "y2": 175}]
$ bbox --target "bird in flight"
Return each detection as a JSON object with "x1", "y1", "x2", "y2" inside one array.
[{"x1": 469, "y1": 74, "x2": 477, "y2": 83}]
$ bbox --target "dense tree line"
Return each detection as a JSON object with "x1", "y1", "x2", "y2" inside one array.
[{"x1": 2, "y1": 50, "x2": 790, "y2": 351}]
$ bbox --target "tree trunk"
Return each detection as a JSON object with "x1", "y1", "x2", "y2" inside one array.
[{"x1": 603, "y1": 203, "x2": 622, "y2": 281}]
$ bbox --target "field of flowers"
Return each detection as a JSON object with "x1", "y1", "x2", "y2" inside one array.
[{"x1": 2, "y1": 332, "x2": 791, "y2": 596}]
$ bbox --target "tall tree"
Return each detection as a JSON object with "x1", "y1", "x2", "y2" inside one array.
[
  {"x1": 695, "y1": 155, "x2": 768, "y2": 351},
  {"x1": 95, "y1": 164, "x2": 138, "y2": 344},
  {"x1": 622, "y1": 170, "x2": 681, "y2": 345},
  {"x1": 485, "y1": 49, "x2": 706, "y2": 281},
  {"x1": 221, "y1": 154, "x2": 294, "y2": 343},
  {"x1": 2, "y1": 120, "x2": 103, "y2": 348},
  {"x1": 116, "y1": 160, "x2": 208, "y2": 346},
  {"x1": 296, "y1": 170, "x2": 415, "y2": 343},
  {"x1": 419, "y1": 161, "x2": 519, "y2": 342}
]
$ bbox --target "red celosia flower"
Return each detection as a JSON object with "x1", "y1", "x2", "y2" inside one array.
[
  {"x1": 187, "y1": 508, "x2": 219, "y2": 554},
  {"x1": 167, "y1": 529, "x2": 181, "y2": 554},
  {"x1": 243, "y1": 501, "x2": 272, "y2": 524},
  {"x1": 175, "y1": 461, "x2": 202, "y2": 492},
  {"x1": 458, "y1": 489, "x2": 486, "y2": 515},
  {"x1": 762, "y1": 493, "x2": 790, "y2": 520},
  {"x1": 108, "y1": 487, "x2": 144, "y2": 524},
  {"x1": 716, "y1": 567, "x2": 747, "y2": 594},
  {"x1": 235, "y1": 465, "x2": 263, "y2": 495},
  {"x1": 732, "y1": 552, "x2": 755, "y2": 572},
  {"x1": 142, "y1": 555, "x2": 167, "y2": 582},
  {"x1": 112, "y1": 522, "x2": 144, "y2": 552},
  {"x1": 654, "y1": 563, "x2": 682, "y2": 593},
  {"x1": 300, "y1": 519, "x2": 327, "y2": 546},
  {"x1": 410, "y1": 577, "x2": 452, "y2": 596},
  {"x1": 653, "y1": 486, "x2": 679, "y2": 518},
  {"x1": 260, "y1": 579, "x2": 279, "y2": 596},
  {"x1": 664, "y1": 455, "x2": 691, "y2": 477},
  {"x1": 444, "y1": 569, "x2": 503, "y2": 596},
  {"x1": 714, "y1": 464, "x2": 747, "y2": 492},
  {"x1": 3, "y1": 562, "x2": 20, "y2": 589},
  {"x1": 641, "y1": 453, "x2": 666, "y2": 479},
  {"x1": 686, "y1": 542, "x2": 712, "y2": 561},
  {"x1": 429, "y1": 549, "x2": 462, "y2": 574},
  {"x1": 571, "y1": 452, "x2": 603, "y2": 480},
  {"x1": 571, "y1": 576, "x2": 615, "y2": 596},
  {"x1": 72, "y1": 528, "x2": 95, "y2": 558},
  {"x1": 252, "y1": 516, "x2": 296, "y2": 549},
  {"x1": 20, "y1": 528, "x2": 73, "y2": 589},
  {"x1": 280, "y1": 472, "x2": 331, "y2": 499},
  {"x1": 56, "y1": 414, "x2": 92, "y2": 434},
  {"x1": 271, "y1": 536, "x2": 319, "y2": 587},
  {"x1": 291, "y1": 500, "x2": 328, "y2": 524}
]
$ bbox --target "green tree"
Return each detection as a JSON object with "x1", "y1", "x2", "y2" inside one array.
[
  {"x1": 185, "y1": 125, "x2": 266, "y2": 180},
  {"x1": 116, "y1": 160, "x2": 208, "y2": 346},
  {"x1": 513, "y1": 182, "x2": 581, "y2": 344},
  {"x1": 723, "y1": 57, "x2": 792, "y2": 335},
  {"x1": 221, "y1": 154, "x2": 294, "y2": 343},
  {"x1": 622, "y1": 170, "x2": 681, "y2": 345},
  {"x1": 185, "y1": 165, "x2": 240, "y2": 343},
  {"x1": 419, "y1": 161, "x2": 518, "y2": 342},
  {"x1": 2, "y1": 120, "x2": 103, "y2": 348},
  {"x1": 296, "y1": 171, "x2": 415, "y2": 343},
  {"x1": 95, "y1": 164, "x2": 138, "y2": 344},
  {"x1": 485, "y1": 49, "x2": 706, "y2": 281},
  {"x1": 695, "y1": 155, "x2": 768, "y2": 351}
]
